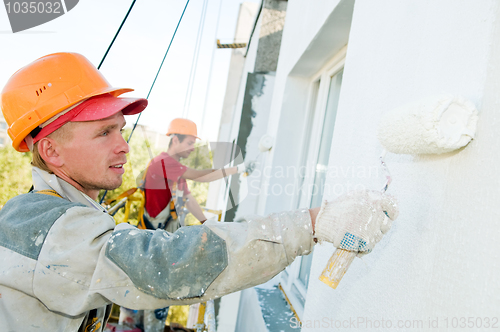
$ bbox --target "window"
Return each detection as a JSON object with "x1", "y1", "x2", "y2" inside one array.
[
  {"x1": 0, "y1": 137, "x2": 4, "y2": 147},
  {"x1": 0, "y1": 121, "x2": 6, "y2": 130},
  {"x1": 280, "y1": 51, "x2": 345, "y2": 319},
  {"x1": 310, "y1": 70, "x2": 343, "y2": 208}
]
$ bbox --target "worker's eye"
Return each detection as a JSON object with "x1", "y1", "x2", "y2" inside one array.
[{"x1": 101, "y1": 130, "x2": 109, "y2": 136}]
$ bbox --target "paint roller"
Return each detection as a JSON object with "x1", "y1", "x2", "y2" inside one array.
[
  {"x1": 319, "y1": 94, "x2": 479, "y2": 289},
  {"x1": 242, "y1": 134, "x2": 273, "y2": 177}
]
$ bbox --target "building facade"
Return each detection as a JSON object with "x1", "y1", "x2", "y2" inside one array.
[{"x1": 211, "y1": 0, "x2": 500, "y2": 331}]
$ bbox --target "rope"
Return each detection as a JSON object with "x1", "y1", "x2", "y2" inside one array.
[
  {"x1": 200, "y1": 0, "x2": 224, "y2": 137},
  {"x1": 182, "y1": 0, "x2": 209, "y2": 118},
  {"x1": 128, "y1": 0, "x2": 191, "y2": 142},
  {"x1": 100, "y1": 0, "x2": 191, "y2": 205},
  {"x1": 98, "y1": 0, "x2": 137, "y2": 70}
]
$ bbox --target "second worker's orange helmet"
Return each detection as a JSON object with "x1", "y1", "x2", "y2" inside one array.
[{"x1": 166, "y1": 118, "x2": 200, "y2": 139}]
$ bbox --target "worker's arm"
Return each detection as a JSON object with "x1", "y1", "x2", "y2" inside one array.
[
  {"x1": 184, "y1": 193, "x2": 207, "y2": 223},
  {"x1": 71, "y1": 207, "x2": 317, "y2": 311},
  {"x1": 33, "y1": 191, "x2": 396, "y2": 313},
  {"x1": 181, "y1": 166, "x2": 239, "y2": 182}
]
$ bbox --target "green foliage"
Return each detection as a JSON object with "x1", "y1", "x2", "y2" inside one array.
[
  {"x1": 0, "y1": 146, "x2": 33, "y2": 209},
  {"x1": 166, "y1": 305, "x2": 190, "y2": 327}
]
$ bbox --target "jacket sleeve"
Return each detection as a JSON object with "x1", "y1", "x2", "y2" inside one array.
[{"x1": 34, "y1": 206, "x2": 314, "y2": 314}]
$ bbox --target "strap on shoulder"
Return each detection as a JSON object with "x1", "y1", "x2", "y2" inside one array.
[{"x1": 34, "y1": 189, "x2": 63, "y2": 198}]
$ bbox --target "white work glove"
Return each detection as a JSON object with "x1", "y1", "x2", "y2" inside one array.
[
  {"x1": 314, "y1": 190, "x2": 398, "y2": 255},
  {"x1": 237, "y1": 161, "x2": 257, "y2": 175}
]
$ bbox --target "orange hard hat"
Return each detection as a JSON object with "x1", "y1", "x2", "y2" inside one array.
[
  {"x1": 0, "y1": 52, "x2": 135, "y2": 152},
  {"x1": 166, "y1": 118, "x2": 200, "y2": 139}
]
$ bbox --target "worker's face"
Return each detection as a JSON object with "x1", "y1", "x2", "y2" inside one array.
[
  {"x1": 177, "y1": 135, "x2": 196, "y2": 158},
  {"x1": 56, "y1": 111, "x2": 129, "y2": 198}
]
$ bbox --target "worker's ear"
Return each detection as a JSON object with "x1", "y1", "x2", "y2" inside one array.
[
  {"x1": 38, "y1": 138, "x2": 64, "y2": 168},
  {"x1": 171, "y1": 135, "x2": 179, "y2": 146}
]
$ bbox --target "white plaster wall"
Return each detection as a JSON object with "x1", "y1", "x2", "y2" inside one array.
[
  {"x1": 271, "y1": 0, "x2": 343, "y2": 76},
  {"x1": 301, "y1": 0, "x2": 500, "y2": 330},
  {"x1": 207, "y1": 4, "x2": 261, "y2": 215},
  {"x1": 216, "y1": 2, "x2": 260, "y2": 144},
  {"x1": 234, "y1": 74, "x2": 276, "y2": 221},
  {"x1": 207, "y1": 2, "x2": 259, "y2": 212},
  {"x1": 207, "y1": 12, "x2": 263, "y2": 218},
  {"x1": 229, "y1": 12, "x2": 261, "y2": 142}
]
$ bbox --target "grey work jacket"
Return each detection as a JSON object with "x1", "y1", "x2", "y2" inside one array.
[{"x1": 0, "y1": 167, "x2": 315, "y2": 331}]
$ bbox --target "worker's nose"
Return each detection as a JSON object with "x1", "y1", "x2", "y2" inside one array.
[{"x1": 116, "y1": 133, "x2": 130, "y2": 154}]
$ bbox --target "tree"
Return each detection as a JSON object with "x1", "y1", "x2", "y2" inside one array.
[{"x1": 0, "y1": 146, "x2": 32, "y2": 209}]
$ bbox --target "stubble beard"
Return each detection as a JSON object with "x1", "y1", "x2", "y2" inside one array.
[{"x1": 77, "y1": 173, "x2": 124, "y2": 192}]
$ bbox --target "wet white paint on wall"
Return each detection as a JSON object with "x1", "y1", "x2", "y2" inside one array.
[{"x1": 234, "y1": 73, "x2": 276, "y2": 221}]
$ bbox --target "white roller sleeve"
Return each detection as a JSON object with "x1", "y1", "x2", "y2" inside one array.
[
  {"x1": 258, "y1": 134, "x2": 273, "y2": 152},
  {"x1": 377, "y1": 95, "x2": 478, "y2": 155}
]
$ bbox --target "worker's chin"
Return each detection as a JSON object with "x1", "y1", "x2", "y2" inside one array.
[{"x1": 101, "y1": 178, "x2": 123, "y2": 191}]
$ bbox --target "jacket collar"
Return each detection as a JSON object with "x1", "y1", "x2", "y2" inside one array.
[{"x1": 32, "y1": 167, "x2": 106, "y2": 212}]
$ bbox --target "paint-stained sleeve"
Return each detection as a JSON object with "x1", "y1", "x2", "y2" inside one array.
[
  {"x1": 34, "y1": 206, "x2": 314, "y2": 314},
  {"x1": 201, "y1": 209, "x2": 315, "y2": 299}
]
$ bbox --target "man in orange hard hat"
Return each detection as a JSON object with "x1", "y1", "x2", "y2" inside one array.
[
  {"x1": 135, "y1": 118, "x2": 250, "y2": 330},
  {"x1": 142, "y1": 117, "x2": 248, "y2": 233},
  {"x1": 138, "y1": 118, "x2": 250, "y2": 331},
  {"x1": 0, "y1": 53, "x2": 398, "y2": 332}
]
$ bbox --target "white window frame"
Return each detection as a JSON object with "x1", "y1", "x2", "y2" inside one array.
[{"x1": 280, "y1": 46, "x2": 347, "y2": 319}]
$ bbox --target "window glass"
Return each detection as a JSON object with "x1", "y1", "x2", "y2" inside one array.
[
  {"x1": 310, "y1": 69, "x2": 343, "y2": 208},
  {"x1": 280, "y1": 61, "x2": 345, "y2": 319},
  {"x1": 296, "y1": 80, "x2": 320, "y2": 208}
]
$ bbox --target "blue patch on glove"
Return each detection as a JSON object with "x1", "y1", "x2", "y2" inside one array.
[{"x1": 339, "y1": 233, "x2": 368, "y2": 252}]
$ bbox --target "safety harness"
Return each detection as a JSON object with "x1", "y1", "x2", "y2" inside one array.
[{"x1": 105, "y1": 161, "x2": 185, "y2": 230}]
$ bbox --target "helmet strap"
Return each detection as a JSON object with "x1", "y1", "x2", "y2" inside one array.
[{"x1": 25, "y1": 134, "x2": 34, "y2": 152}]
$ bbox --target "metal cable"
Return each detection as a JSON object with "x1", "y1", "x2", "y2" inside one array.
[
  {"x1": 128, "y1": 0, "x2": 191, "y2": 142},
  {"x1": 100, "y1": 0, "x2": 191, "y2": 204},
  {"x1": 98, "y1": 0, "x2": 137, "y2": 70},
  {"x1": 182, "y1": 0, "x2": 209, "y2": 118}
]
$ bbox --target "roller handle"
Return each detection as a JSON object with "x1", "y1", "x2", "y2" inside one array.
[
  {"x1": 319, "y1": 248, "x2": 356, "y2": 289},
  {"x1": 319, "y1": 195, "x2": 393, "y2": 289}
]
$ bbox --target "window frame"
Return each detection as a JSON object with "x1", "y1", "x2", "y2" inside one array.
[{"x1": 280, "y1": 47, "x2": 346, "y2": 319}]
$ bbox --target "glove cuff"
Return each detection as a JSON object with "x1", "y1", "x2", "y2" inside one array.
[
  {"x1": 314, "y1": 200, "x2": 337, "y2": 243},
  {"x1": 237, "y1": 163, "x2": 246, "y2": 173}
]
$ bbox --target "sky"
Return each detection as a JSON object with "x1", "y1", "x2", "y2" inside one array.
[{"x1": 0, "y1": 0, "x2": 259, "y2": 141}]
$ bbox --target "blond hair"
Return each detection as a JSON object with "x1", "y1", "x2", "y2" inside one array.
[{"x1": 30, "y1": 123, "x2": 74, "y2": 173}]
